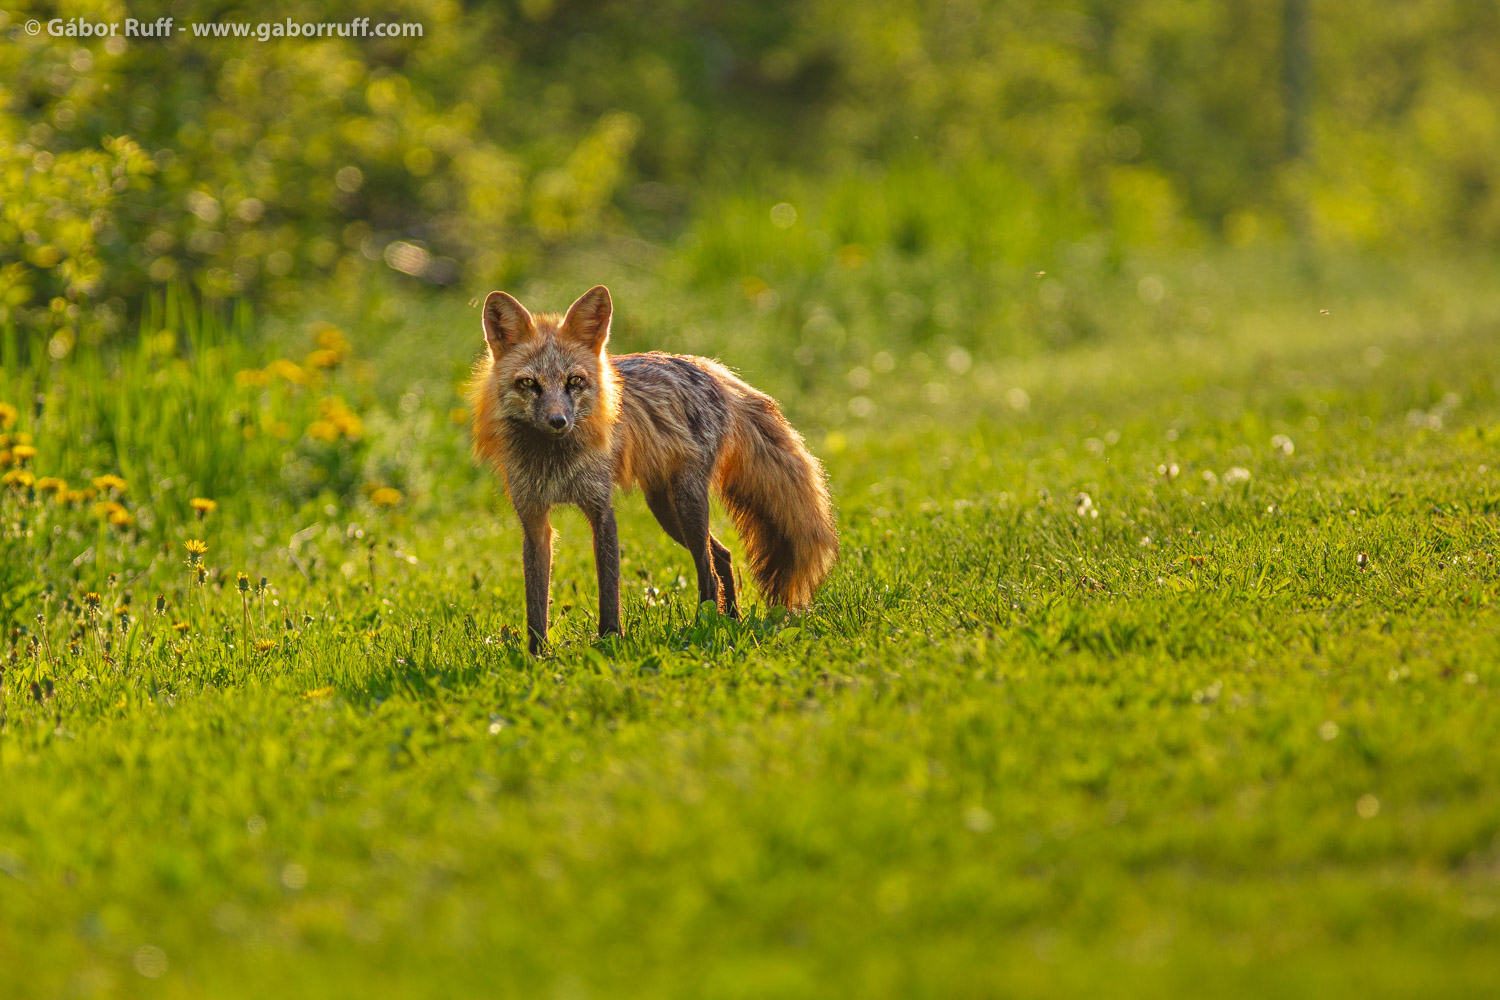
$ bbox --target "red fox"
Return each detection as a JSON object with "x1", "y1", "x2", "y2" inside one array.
[{"x1": 469, "y1": 285, "x2": 838, "y2": 654}]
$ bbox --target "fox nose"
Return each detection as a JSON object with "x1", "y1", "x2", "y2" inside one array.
[{"x1": 547, "y1": 413, "x2": 569, "y2": 430}]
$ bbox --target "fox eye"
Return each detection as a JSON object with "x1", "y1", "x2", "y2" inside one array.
[
  {"x1": 567, "y1": 375, "x2": 587, "y2": 389},
  {"x1": 515, "y1": 377, "x2": 538, "y2": 391}
]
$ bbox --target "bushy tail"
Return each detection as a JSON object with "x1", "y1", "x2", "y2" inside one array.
[{"x1": 713, "y1": 390, "x2": 838, "y2": 608}]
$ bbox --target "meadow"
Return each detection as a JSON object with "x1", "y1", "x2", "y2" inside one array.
[{"x1": 2, "y1": 244, "x2": 1498, "y2": 997}]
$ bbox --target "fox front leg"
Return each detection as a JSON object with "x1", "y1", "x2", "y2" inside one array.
[
  {"x1": 519, "y1": 506, "x2": 553, "y2": 655},
  {"x1": 585, "y1": 500, "x2": 623, "y2": 637}
]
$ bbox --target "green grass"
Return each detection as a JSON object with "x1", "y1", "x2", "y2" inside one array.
[{"x1": 3, "y1": 250, "x2": 1500, "y2": 998}]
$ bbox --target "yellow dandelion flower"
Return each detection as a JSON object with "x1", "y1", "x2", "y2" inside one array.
[
  {"x1": 34, "y1": 477, "x2": 66, "y2": 494},
  {"x1": 12, "y1": 444, "x2": 37, "y2": 464},
  {"x1": 83, "y1": 592, "x2": 101, "y2": 608},
  {"x1": 302, "y1": 686, "x2": 334, "y2": 700},
  {"x1": 234, "y1": 368, "x2": 271, "y2": 388},
  {"x1": 267, "y1": 358, "x2": 313, "y2": 386},
  {"x1": 184, "y1": 539, "x2": 209, "y2": 563},
  {"x1": 190, "y1": 497, "x2": 218, "y2": 519},
  {"x1": 108, "y1": 509, "x2": 134, "y2": 529},
  {"x1": 316, "y1": 397, "x2": 364, "y2": 440},
  {"x1": 237, "y1": 572, "x2": 250, "y2": 592},
  {"x1": 172, "y1": 621, "x2": 190, "y2": 633},
  {"x1": 311, "y1": 323, "x2": 351, "y2": 355},
  {"x1": 59, "y1": 489, "x2": 88, "y2": 507},
  {"x1": 305, "y1": 419, "x2": 340, "y2": 442},
  {"x1": 370, "y1": 487, "x2": 403, "y2": 507},
  {"x1": 0, "y1": 401, "x2": 16, "y2": 429},
  {"x1": 836, "y1": 244, "x2": 869, "y2": 269},
  {"x1": 305, "y1": 348, "x2": 342, "y2": 369},
  {"x1": 255, "y1": 639, "x2": 278, "y2": 653},
  {"x1": 92, "y1": 500, "x2": 127, "y2": 520},
  {"x1": 0, "y1": 450, "x2": 11, "y2": 468},
  {"x1": 92, "y1": 474, "x2": 127, "y2": 494},
  {"x1": 3, "y1": 469, "x2": 34, "y2": 488}
]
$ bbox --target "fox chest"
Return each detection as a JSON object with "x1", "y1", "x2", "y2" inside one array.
[{"x1": 502, "y1": 447, "x2": 616, "y2": 512}]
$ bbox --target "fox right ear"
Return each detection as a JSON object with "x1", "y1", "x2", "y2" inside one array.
[{"x1": 482, "y1": 291, "x2": 534, "y2": 359}]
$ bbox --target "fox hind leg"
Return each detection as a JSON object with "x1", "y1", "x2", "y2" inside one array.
[
  {"x1": 647, "y1": 477, "x2": 725, "y2": 612},
  {"x1": 672, "y1": 478, "x2": 721, "y2": 611},
  {"x1": 643, "y1": 486, "x2": 686, "y2": 547},
  {"x1": 709, "y1": 534, "x2": 738, "y2": 618}
]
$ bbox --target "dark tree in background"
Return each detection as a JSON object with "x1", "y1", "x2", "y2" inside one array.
[{"x1": 1283, "y1": 0, "x2": 1312, "y2": 161}]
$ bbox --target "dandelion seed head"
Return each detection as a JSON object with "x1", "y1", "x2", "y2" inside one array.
[
  {"x1": 133, "y1": 945, "x2": 168, "y2": 979},
  {"x1": 280, "y1": 863, "x2": 309, "y2": 890},
  {"x1": 963, "y1": 805, "x2": 995, "y2": 833}
]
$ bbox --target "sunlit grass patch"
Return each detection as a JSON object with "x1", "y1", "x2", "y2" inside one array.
[{"x1": 2, "y1": 254, "x2": 1500, "y2": 996}]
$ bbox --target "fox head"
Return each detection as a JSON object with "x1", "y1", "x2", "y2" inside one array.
[{"x1": 472, "y1": 285, "x2": 619, "y2": 452}]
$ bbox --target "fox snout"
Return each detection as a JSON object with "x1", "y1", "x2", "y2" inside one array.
[{"x1": 539, "y1": 390, "x2": 574, "y2": 434}]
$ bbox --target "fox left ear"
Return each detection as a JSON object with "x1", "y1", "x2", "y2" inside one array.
[
  {"x1": 482, "y1": 291, "x2": 535, "y2": 360},
  {"x1": 561, "y1": 285, "x2": 612, "y2": 353}
]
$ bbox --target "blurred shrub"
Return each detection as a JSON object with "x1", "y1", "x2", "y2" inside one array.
[
  {"x1": 1, "y1": 0, "x2": 1497, "y2": 343},
  {"x1": 0, "y1": 282, "x2": 482, "y2": 544}
]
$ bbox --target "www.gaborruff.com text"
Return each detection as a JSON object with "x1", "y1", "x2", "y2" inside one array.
[{"x1": 42, "y1": 17, "x2": 424, "y2": 41}]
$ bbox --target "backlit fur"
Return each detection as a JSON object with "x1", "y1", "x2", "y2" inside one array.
[{"x1": 469, "y1": 285, "x2": 837, "y2": 650}]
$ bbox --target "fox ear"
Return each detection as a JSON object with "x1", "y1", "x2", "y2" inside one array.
[
  {"x1": 482, "y1": 291, "x2": 534, "y2": 359},
  {"x1": 561, "y1": 285, "x2": 612, "y2": 353}
]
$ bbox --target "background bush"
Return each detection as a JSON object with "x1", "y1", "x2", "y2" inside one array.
[{"x1": 2, "y1": 0, "x2": 1498, "y2": 346}]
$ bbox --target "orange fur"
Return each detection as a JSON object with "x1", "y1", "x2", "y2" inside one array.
[{"x1": 469, "y1": 286, "x2": 837, "y2": 636}]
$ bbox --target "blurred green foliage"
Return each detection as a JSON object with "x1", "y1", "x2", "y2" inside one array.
[{"x1": 3, "y1": 0, "x2": 1498, "y2": 343}]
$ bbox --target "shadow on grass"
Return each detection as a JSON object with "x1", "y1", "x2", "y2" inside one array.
[{"x1": 338, "y1": 600, "x2": 805, "y2": 705}]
